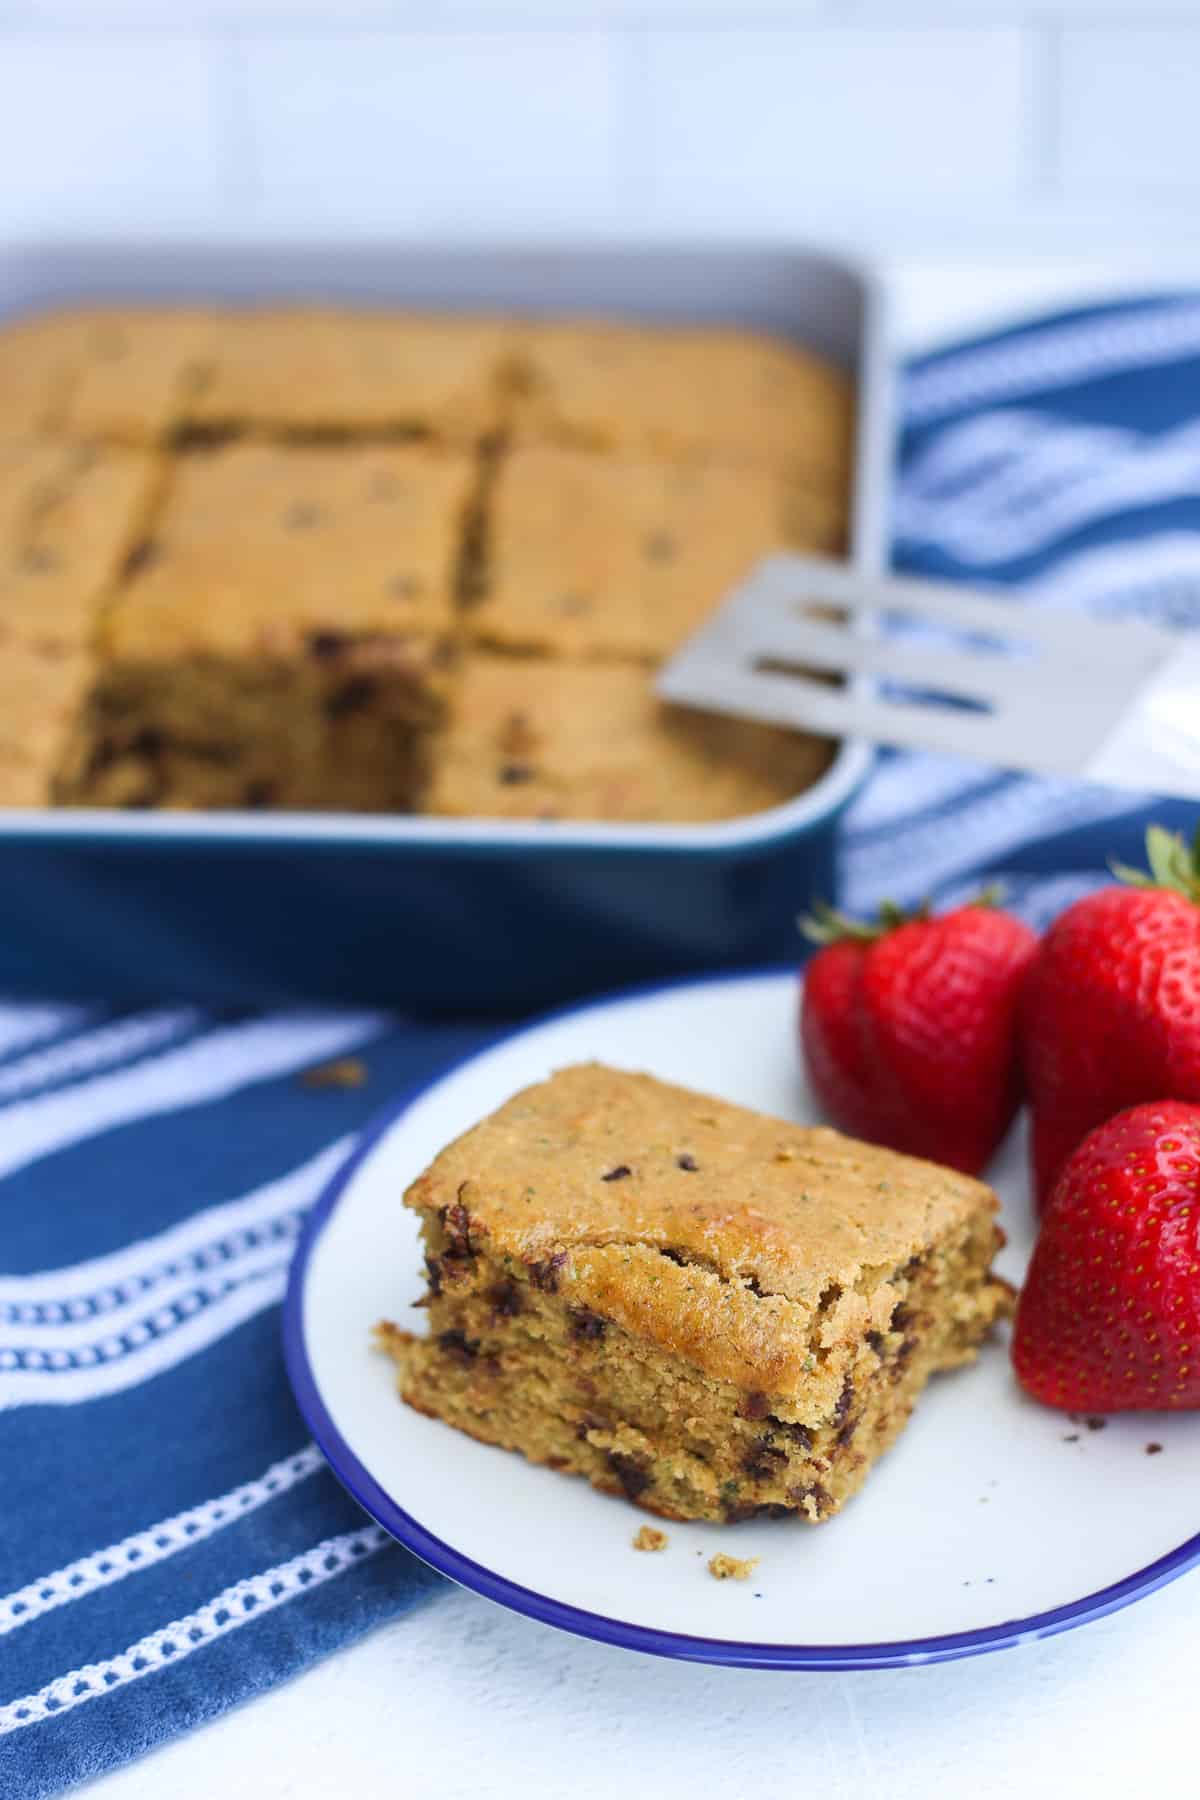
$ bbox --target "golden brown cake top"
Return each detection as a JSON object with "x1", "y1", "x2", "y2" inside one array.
[
  {"x1": 101, "y1": 442, "x2": 473, "y2": 659},
  {"x1": 0, "y1": 314, "x2": 84, "y2": 437},
  {"x1": 472, "y1": 447, "x2": 844, "y2": 665},
  {"x1": 0, "y1": 640, "x2": 94, "y2": 806},
  {"x1": 0, "y1": 308, "x2": 216, "y2": 445},
  {"x1": 186, "y1": 308, "x2": 519, "y2": 440},
  {"x1": 423, "y1": 657, "x2": 831, "y2": 824},
  {"x1": 55, "y1": 308, "x2": 217, "y2": 445},
  {"x1": 0, "y1": 440, "x2": 158, "y2": 652},
  {"x1": 405, "y1": 1063, "x2": 999, "y2": 1392},
  {"x1": 513, "y1": 318, "x2": 854, "y2": 485}
]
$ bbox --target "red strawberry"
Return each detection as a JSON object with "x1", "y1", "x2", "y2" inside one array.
[
  {"x1": 1023, "y1": 826, "x2": 1200, "y2": 1206},
  {"x1": 1013, "y1": 1100, "x2": 1200, "y2": 1413},
  {"x1": 799, "y1": 895, "x2": 1038, "y2": 1176}
]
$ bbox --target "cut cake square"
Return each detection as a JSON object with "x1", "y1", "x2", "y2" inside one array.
[
  {"x1": 471, "y1": 446, "x2": 846, "y2": 664},
  {"x1": 380, "y1": 1064, "x2": 1012, "y2": 1524},
  {"x1": 59, "y1": 442, "x2": 473, "y2": 811},
  {"x1": 422, "y1": 656, "x2": 832, "y2": 824}
]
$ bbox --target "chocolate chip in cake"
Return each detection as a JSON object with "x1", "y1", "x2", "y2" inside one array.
[
  {"x1": 487, "y1": 1278, "x2": 522, "y2": 1319},
  {"x1": 497, "y1": 762, "x2": 535, "y2": 785},
  {"x1": 424, "y1": 1255, "x2": 444, "y2": 1298},
  {"x1": 283, "y1": 500, "x2": 322, "y2": 530},
  {"x1": 606, "y1": 1451, "x2": 651, "y2": 1500},
  {"x1": 675, "y1": 1153, "x2": 699, "y2": 1172},
  {"x1": 770, "y1": 1418, "x2": 813, "y2": 1452},
  {"x1": 642, "y1": 530, "x2": 677, "y2": 563},
  {"x1": 130, "y1": 727, "x2": 166, "y2": 758},
  {"x1": 601, "y1": 1165, "x2": 632, "y2": 1183},
  {"x1": 741, "y1": 1439, "x2": 787, "y2": 1481},
  {"x1": 437, "y1": 1328, "x2": 479, "y2": 1367},
  {"x1": 439, "y1": 1199, "x2": 477, "y2": 1267},
  {"x1": 569, "y1": 1306, "x2": 607, "y2": 1342},
  {"x1": 527, "y1": 1250, "x2": 568, "y2": 1293},
  {"x1": 788, "y1": 1481, "x2": 832, "y2": 1516},
  {"x1": 324, "y1": 676, "x2": 377, "y2": 719},
  {"x1": 242, "y1": 779, "x2": 277, "y2": 809},
  {"x1": 739, "y1": 1391, "x2": 770, "y2": 1421},
  {"x1": 724, "y1": 1500, "x2": 789, "y2": 1523},
  {"x1": 832, "y1": 1375, "x2": 855, "y2": 1428},
  {"x1": 865, "y1": 1330, "x2": 885, "y2": 1354},
  {"x1": 308, "y1": 630, "x2": 349, "y2": 661},
  {"x1": 85, "y1": 737, "x2": 119, "y2": 776}
]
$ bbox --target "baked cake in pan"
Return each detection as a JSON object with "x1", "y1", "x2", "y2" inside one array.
[{"x1": 0, "y1": 305, "x2": 850, "y2": 822}]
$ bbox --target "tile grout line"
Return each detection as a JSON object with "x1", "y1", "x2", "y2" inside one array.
[
  {"x1": 1030, "y1": 18, "x2": 1063, "y2": 201},
  {"x1": 615, "y1": 22, "x2": 654, "y2": 232},
  {"x1": 217, "y1": 24, "x2": 259, "y2": 227}
]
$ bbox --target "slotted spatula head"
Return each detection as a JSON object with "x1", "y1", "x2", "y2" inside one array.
[{"x1": 657, "y1": 553, "x2": 1200, "y2": 800}]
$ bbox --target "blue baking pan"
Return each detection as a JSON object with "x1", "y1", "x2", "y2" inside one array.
[{"x1": 0, "y1": 244, "x2": 888, "y2": 1011}]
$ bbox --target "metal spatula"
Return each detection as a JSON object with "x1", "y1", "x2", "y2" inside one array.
[{"x1": 657, "y1": 553, "x2": 1200, "y2": 800}]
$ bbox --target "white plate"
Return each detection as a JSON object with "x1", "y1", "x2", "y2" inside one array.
[{"x1": 283, "y1": 969, "x2": 1200, "y2": 1668}]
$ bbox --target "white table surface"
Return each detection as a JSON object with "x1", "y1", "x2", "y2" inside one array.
[{"x1": 82, "y1": 254, "x2": 1200, "y2": 1800}]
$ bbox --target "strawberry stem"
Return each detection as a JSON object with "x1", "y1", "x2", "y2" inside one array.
[
  {"x1": 799, "y1": 886, "x2": 1003, "y2": 946},
  {"x1": 1110, "y1": 825, "x2": 1200, "y2": 903}
]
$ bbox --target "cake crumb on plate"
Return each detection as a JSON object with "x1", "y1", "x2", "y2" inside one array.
[
  {"x1": 632, "y1": 1526, "x2": 668, "y2": 1552},
  {"x1": 708, "y1": 1553, "x2": 759, "y2": 1582}
]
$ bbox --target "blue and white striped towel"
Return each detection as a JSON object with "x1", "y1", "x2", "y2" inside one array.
[
  {"x1": 3, "y1": 294, "x2": 1200, "y2": 1796},
  {"x1": 0, "y1": 1008, "x2": 486, "y2": 1797},
  {"x1": 842, "y1": 292, "x2": 1200, "y2": 923}
]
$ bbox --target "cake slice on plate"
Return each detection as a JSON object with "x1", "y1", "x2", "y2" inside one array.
[{"x1": 378, "y1": 1064, "x2": 1011, "y2": 1524}]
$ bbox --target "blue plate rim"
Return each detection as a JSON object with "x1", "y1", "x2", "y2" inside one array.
[{"x1": 282, "y1": 964, "x2": 1200, "y2": 1671}]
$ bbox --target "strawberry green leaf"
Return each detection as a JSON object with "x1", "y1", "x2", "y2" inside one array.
[
  {"x1": 1111, "y1": 824, "x2": 1200, "y2": 902},
  {"x1": 797, "y1": 891, "x2": 1000, "y2": 946}
]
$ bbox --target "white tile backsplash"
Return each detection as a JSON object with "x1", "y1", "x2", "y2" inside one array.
[
  {"x1": 843, "y1": 1, "x2": 1200, "y2": 13},
  {"x1": 639, "y1": 27, "x2": 1032, "y2": 231},
  {"x1": 242, "y1": 31, "x2": 624, "y2": 234},
  {"x1": 1061, "y1": 27, "x2": 1200, "y2": 194},
  {"x1": 0, "y1": 35, "x2": 226, "y2": 236},
  {"x1": 0, "y1": 11, "x2": 1195, "y2": 251}
]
